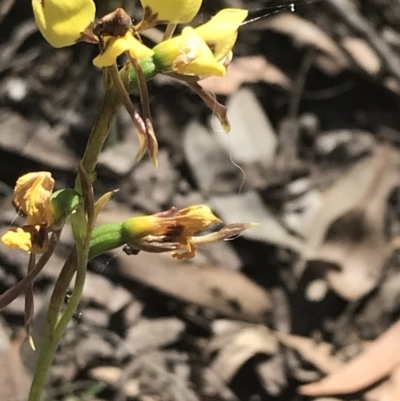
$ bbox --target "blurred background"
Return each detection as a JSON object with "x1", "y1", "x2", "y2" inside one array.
[{"x1": 1, "y1": 0, "x2": 400, "y2": 400}]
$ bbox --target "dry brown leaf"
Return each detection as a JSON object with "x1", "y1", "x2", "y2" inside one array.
[
  {"x1": 115, "y1": 251, "x2": 271, "y2": 322},
  {"x1": 249, "y1": 14, "x2": 348, "y2": 74},
  {"x1": 299, "y1": 321, "x2": 400, "y2": 396},
  {"x1": 210, "y1": 323, "x2": 278, "y2": 382},
  {"x1": 276, "y1": 332, "x2": 343, "y2": 374},
  {"x1": 301, "y1": 145, "x2": 400, "y2": 300},
  {"x1": 200, "y1": 56, "x2": 291, "y2": 95},
  {"x1": 90, "y1": 365, "x2": 122, "y2": 383},
  {"x1": 365, "y1": 363, "x2": 400, "y2": 401},
  {"x1": 341, "y1": 37, "x2": 381, "y2": 75}
]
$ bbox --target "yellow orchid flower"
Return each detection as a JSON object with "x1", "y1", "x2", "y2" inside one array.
[
  {"x1": 172, "y1": 27, "x2": 226, "y2": 76},
  {"x1": 31, "y1": 1, "x2": 154, "y2": 68},
  {"x1": 195, "y1": 9, "x2": 248, "y2": 62},
  {"x1": 122, "y1": 205, "x2": 222, "y2": 259},
  {"x1": 2, "y1": 172, "x2": 55, "y2": 254},
  {"x1": 152, "y1": 8, "x2": 248, "y2": 78},
  {"x1": 32, "y1": 0, "x2": 96, "y2": 48},
  {"x1": 93, "y1": 31, "x2": 154, "y2": 67},
  {"x1": 140, "y1": 0, "x2": 202, "y2": 25}
]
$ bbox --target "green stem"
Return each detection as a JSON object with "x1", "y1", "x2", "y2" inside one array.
[
  {"x1": 28, "y1": 248, "x2": 77, "y2": 401},
  {"x1": 80, "y1": 78, "x2": 121, "y2": 178},
  {"x1": 28, "y1": 56, "x2": 159, "y2": 401},
  {"x1": 89, "y1": 222, "x2": 124, "y2": 259}
]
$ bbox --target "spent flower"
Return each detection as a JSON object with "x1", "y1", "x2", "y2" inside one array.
[
  {"x1": 2, "y1": 172, "x2": 55, "y2": 253},
  {"x1": 2, "y1": 173, "x2": 80, "y2": 254},
  {"x1": 90, "y1": 205, "x2": 257, "y2": 260},
  {"x1": 121, "y1": 205, "x2": 221, "y2": 259}
]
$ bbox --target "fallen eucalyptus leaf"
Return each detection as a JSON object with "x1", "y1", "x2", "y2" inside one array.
[
  {"x1": 301, "y1": 146, "x2": 400, "y2": 300},
  {"x1": 250, "y1": 13, "x2": 348, "y2": 74},
  {"x1": 200, "y1": 56, "x2": 291, "y2": 95},
  {"x1": 116, "y1": 251, "x2": 271, "y2": 322},
  {"x1": 276, "y1": 332, "x2": 343, "y2": 374},
  {"x1": 299, "y1": 321, "x2": 400, "y2": 396},
  {"x1": 210, "y1": 322, "x2": 278, "y2": 382}
]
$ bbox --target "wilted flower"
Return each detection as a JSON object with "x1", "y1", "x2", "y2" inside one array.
[
  {"x1": 121, "y1": 205, "x2": 221, "y2": 259},
  {"x1": 2, "y1": 172, "x2": 55, "y2": 253}
]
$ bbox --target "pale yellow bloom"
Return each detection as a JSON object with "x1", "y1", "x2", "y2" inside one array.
[
  {"x1": 140, "y1": 0, "x2": 202, "y2": 24},
  {"x1": 93, "y1": 31, "x2": 154, "y2": 67},
  {"x1": 32, "y1": 0, "x2": 96, "y2": 48}
]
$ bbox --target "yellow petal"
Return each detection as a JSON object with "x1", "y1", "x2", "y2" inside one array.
[
  {"x1": 173, "y1": 27, "x2": 226, "y2": 76},
  {"x1": 32, "y1": 0, "x2": 96, "y2": 48},
  {"x1": 2, "y1": 228, "x2": 32, "y2": 253},
  {"x1": 172, "y1": 238, "x2": 196, "y2": 259},
  {"x1": 195, "y1": 9, "x2": 248, "y2": 62},
  {"x1": 93, "y1": 31, "x2": 154, "y2": 67},
  {"x1": 1, "y1": 226, "x2": 48, "y2": 254},
  {"x1": 14, "y1": 172, "x2": 55, "y2": 227},
  {"x1": 153, "y1": 9, "x2": 247, "y2": 77},
  {"x1": 141, "y1": 0, "x2": 202, "y2": 24}
]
